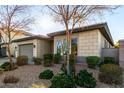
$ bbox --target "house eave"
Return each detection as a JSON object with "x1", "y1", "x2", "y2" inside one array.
[
  {"x1": 47, "y1": 22, "x2": 114, "y2": 46},
  {"x1": 12, "y1": 35, "x2": 52, "y2": 43}
]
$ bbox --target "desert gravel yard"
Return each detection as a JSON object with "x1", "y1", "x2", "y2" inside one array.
[
  {"x1": 0, "y1": 64, "x2": 61, "y2": 88},
  {"x1": 0, "y1": 64, "x2": 123, "y2": 88}
]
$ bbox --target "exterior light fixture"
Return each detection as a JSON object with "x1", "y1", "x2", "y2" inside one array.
[{"x1": 34, "y1": 45, "x2": 35, "y2": 48}]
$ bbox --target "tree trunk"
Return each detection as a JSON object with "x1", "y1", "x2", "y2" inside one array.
[
  {"x1": 73, "y1": 54, "x2": 76, "y2": 78},
  {"x1": 66, "y1": 51, "x2": 70, "y2": 75},
  {"x1": 65, "y1": 22, "x2": 71, "y2": 76},
  {"x1": 7, "y1": 43, "x2": 13, "y2": 69},
  {"x1": 66, "y1": 34, "x2": 71, "y2": 76},
  {"x1": 0, "y1": 45, "x2": 2, "y2": 57}
]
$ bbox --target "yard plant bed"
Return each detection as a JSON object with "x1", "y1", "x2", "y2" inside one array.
[{"x1": 0, "y1": 64, "x2": 123, "y2": 88}]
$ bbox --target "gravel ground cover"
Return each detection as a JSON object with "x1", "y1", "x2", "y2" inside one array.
[{"x1": 0, "y1": 64, "x2": 123, "y2": 88}]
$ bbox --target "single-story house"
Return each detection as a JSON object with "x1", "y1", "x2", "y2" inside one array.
[{"x1": 11, "y1": 22, "x2": 114, "y2": 63}]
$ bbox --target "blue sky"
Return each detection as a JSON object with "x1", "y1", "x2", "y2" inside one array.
[
  {"x1": 104, "y1": 6, "x2": 124, "y2": 43},
  {"x1": 29, "y1": 6, "x2": 124, "y2": 43}
]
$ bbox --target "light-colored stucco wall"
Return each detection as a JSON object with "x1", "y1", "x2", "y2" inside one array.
[
  {"x1": 78, "y1": 29, "x2": 100, "y2": 57},
  {"x1": 35, "y1": 39, "x2": 52, "y2": 58},
  {"x1": 78, "y1": 30, "x2": 112, "y2": 57}
]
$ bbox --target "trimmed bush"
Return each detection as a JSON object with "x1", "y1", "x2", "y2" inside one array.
[
  {"x1": 50, "y1": 73, "x2": 76, "y2": 88},
  {"x1": 86, "y1": 56, "x2": 99, "y2": 69},
  {"x1": 0, "y1": 62, "x2": 10, "y2": 71},
  {"x1": 3, "y1": 75, "x2": 19, "y2": 84},
  {"x1": 44, "y1": 54, "x2": 53, "y2": 60},
  {"x1": 99, "y1": 64, "x2": 123, "y2": 85},
  {"x1": 75, "y1": 70, "x2": 97, "y2": 88},
  {"x1": 53, "y1": 54, "x2": 61, "y2": 64},
  {"x1": 0, "y1": 62, "x2": 18, "y2": 71},
  {"x1": 104, "y1": 57, "x2": 116, "y2": 64},
  {"x1": 43, "y1": 54, "x2": 53, "y2": 67},
  {"x1": 17, "y1": 55, "x2": 28, "y2": 66},
  {"x1": 39, "y1": 69, "x2": 54, "y2": 79},
  {"x1": 33, "y1": 57, "x2": 42, "y2": 65}
]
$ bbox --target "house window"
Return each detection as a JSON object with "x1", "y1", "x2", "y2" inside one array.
[
  {"x1": 56, "y1": 40, "x2": 62, "y2": 54},
  {"x1": 71, "y1": 38, "x2": 77, "y2": 55},
  {"x1": 62, "y1": 39, "x2": 68, "y2": 55},
  {"x1": 56, "y1": 38, "x2": 78, "y2": 55}
]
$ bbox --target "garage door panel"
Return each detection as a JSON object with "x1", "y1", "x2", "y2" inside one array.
[{"x1": 19, "y1": 44, "x2": 33, "y2": 64}]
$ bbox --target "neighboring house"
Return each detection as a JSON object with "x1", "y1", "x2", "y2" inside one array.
[
  {"x1": 0, "y1": 30, "x2": 34, "y2": 57},
  {"x1": 11, "y1": 22, "x2": 114, "y2": 63}
]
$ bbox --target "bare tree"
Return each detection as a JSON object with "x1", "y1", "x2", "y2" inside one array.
[
  {"x1": 47, "y1": 5, "x2": 119, "y2": 76},
  {"x1": 0, "y1": 5, "x2": 33, "y2": 69}
]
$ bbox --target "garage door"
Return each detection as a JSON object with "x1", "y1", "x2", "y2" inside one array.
[{"x1": 19, "y1": 44, "x2": 33, "y2": 64}]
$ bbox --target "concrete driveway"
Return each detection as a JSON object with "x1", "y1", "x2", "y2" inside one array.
[{"x1": 0, "y1": 57, "x2": 16, "y2": 66}]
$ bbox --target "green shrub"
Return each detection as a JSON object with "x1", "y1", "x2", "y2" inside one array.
[
  {"x1": 39, "y1": 69, "x2": 54, "y2": 79},
  {"x1": 54, "y1": 54, "x2": 61, "y2": 64},
  {"x1": 86, "y1": 56, "x2": 99, "y2": 69},
  {"x1": 75, "y1": 70, "x2": 97, "y2": 88},
  {"x1": 50, "y1": 73, "x2": 76, "y2": 88},
  {"x1": 0, "y1": 62, "x2": 18, "y2": 71},
  {"x1": 104, "y1": 57, "x2": 116, "y2": 64},
  {"x1": 99, "y1": 64, "x2": 123, "y2": 85},
  {"x1": 33, "y1": 57, "x2": 42, "y2": 65},
  {"x1": 0, "y1": 62, "x2": 10, "y2": 71},
  {"x1": 17, "y1": 55, "x2": 28, "y2": 66},
  {"x1": 3, "y1": 75, "x2": 19, "y2": 84},
  {"x1": 44, "y1": 54, "x2": 53, "y2": 60},
  {"x1": 43, "y1": 54, "x2": 53, "y2": 67}
]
